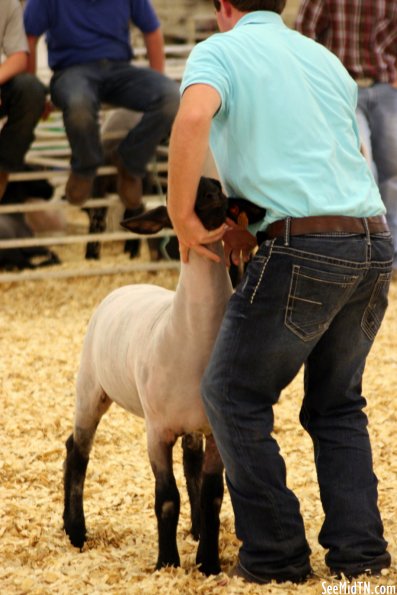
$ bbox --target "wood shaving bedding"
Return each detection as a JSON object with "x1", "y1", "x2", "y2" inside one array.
[{"x1": 1, "y1": 249, "x2": 396, "y2": 595}]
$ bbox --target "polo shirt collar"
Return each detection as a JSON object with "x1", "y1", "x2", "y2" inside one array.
[{"x1": 234, "y1": 11, "x2": 286, "y2": 29}]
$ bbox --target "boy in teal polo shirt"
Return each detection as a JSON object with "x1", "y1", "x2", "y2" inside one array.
[
  {"x1": 180, "y1": 10, "x2": 384, "y2": 227},
  {"x1": 167, "y1": 0, "x2": 393, "y2": 585}
]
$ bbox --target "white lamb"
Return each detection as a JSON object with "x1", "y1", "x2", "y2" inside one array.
[{"x1": 63, "y1": 177, "x2": 234, "y2": 575}]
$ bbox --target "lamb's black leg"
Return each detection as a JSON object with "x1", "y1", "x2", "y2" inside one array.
[
  {"x1": 63, "y1": 391, "x2": 112, "y2": 549},
  {"x1": 63, "y1": 432, "x2": 90, "y2": 548},
  {"x1": 123, "y1": 206, "x2": 144, "y2": 258},
  {"x1": 182, "y1": 433, "x2": 204, "y2": 540},
  {"x1": 149, "y1": 437, "x2": 181, "y2": 569},
  {"x1": 85, "y1": 207, "x2": 108, "y2": 260},
  {"x1": 196, "y1": 434, "x2": 224, "y2": 576}
]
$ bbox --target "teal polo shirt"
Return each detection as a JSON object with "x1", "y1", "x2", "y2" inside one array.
[{"x1": 181, "y1": 12, "x2": 385, "y2": 229}]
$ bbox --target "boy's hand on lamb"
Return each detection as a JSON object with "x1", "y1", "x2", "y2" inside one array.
[{"x1": 174, "y1": 212, "x2": 229, "y2": 264}]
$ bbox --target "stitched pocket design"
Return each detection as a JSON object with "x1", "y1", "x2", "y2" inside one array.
[
  {"x1": 361, "y1": 272, "x2": 392, "y2": 341},
  {"x1": 285, "y1": 264, "x2": 359, "y2": 342}
]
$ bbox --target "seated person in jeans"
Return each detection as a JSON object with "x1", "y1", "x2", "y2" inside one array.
[
  {"x1": 23, "y1": 0, "x2": 180, "y2": 208},
  {"x1": 0, "y1": 0, "x2": 46, "y2": 200}
]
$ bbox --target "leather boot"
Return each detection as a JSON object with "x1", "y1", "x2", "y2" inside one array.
[
  {"x1": 112, "y1": 152, "x2": 143, "y2": 209},
  {"x1": 65, "y1": 172, "x2": 94, "y2": 205}
]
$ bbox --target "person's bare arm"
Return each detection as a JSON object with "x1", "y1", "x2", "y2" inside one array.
[
  {"x1": 143, "y1": 28, "x2": 165, "y2": 73},
  {"x1": 0, "y1": 51, "x2": 27, "y2": 85},
  {"x1": 167, "y1": 83, "x2": 227, "y2": 263},
  {"x1": 26, "y1": 35, "x2": 39, "y2": 74}
]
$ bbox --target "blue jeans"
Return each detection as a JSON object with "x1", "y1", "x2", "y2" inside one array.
[
  {"x1": 50, "y1": 60, "x2": 179, "y2": 177},
  {"x1": 357, "y1": 83, "x2": 397, "y2": 269},
  {"x1": 0, "y1": 73, "x2": 46, "y2": 171},
  {"x1": 201, "y1": 231, "x2": 393, "y2": 581}
]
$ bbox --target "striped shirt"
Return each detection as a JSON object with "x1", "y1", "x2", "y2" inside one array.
[{"x1": 295, "y1": 0, "x2": 397, "y2": 83}]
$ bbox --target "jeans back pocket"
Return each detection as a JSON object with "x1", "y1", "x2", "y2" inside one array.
[
  {"x1": 361, "y1": 272, "x2": 392, "y2": 341},
  {"x1": 285, "y1": 264, "x2": 359, "y2": 342}
]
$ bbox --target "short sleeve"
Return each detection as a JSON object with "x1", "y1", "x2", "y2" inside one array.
[
  {"x1": 2, "y1": 0, "x2": 28, "y2": 56},
  {"x1": 129, "y1": 0, "x2": 160, "y2": 33},
  {"x1": 24, "y1": 0, "x2": 51, "y2": 37},
  {"x1": 180, "y1": 37, "x2": 232, "y2": 116}
]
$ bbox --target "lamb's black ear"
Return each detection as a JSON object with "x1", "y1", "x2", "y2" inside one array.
[
  {"x1": 227, "y1": 198, "x2": 266, "y2": 224},
  {"x1": 206, "y1": 177, "x2": 222, "y2": 191},
  {"x1": 120, "y1": 206, "x2": 172, "y2": 235}
]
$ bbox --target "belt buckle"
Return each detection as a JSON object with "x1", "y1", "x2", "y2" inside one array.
[{"x1": 356, "y1": 77, "x2": 375, "y2": 88}]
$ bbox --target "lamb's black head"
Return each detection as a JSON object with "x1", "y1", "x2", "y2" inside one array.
[
  {"x1": 194, "y1": 177, "x2": 228, "y2": 230},
  {"x1": 121, "y1": 176, "x2": 228, "y2": 235}
]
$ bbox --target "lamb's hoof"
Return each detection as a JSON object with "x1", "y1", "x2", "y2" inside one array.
[
  {"x1": 191, "y1": 524, "x2": 200, "y2": 541},
  {"x1": 196, "y1": 553, "x2": 221, "y2": 576},
  {"x1": 64, "y1": 521, "x2": 86, "y2": 550},
  {"x1": 198, "y1": 562, "x2": 221, "y2": 576},
  {"x1": 155, "y1": 556, "x2": 180, "y2": 571}
]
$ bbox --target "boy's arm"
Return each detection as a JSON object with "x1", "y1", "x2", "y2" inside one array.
[
  {"x1": 0, "y1": 51, "x2": 28, "y2": 86},
  {"x1": 143, "y1": 27, "x2": 165, "y2": 73},
  {"x1": 167, "y1": 83, "x2": 227, "y2": 263},
  {"x1": 26, "y1": 35, "x2": 39, "y2": 74}
]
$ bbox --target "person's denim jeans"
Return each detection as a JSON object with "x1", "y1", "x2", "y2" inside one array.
[
  {"x1": 50, "y1": 60, "x2": 180, "y2": 177},
  {"x1": 0, "y1": 73, "x2": 46, "y2": 171},
  {"x1": 357, "y1": 83, "x2": 397, "y2": 269},
  {"x1": 201, "y1": 231, "x2": 393, "y2": 581}
]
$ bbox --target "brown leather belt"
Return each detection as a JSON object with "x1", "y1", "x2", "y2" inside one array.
[{"x1": 264, "y1": 215, "x2": 389, "y2": 239}]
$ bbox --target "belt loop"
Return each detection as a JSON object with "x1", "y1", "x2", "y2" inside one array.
[
  {"x1": 284, "y1": 217, "x2": 291, "y2": 246},
  {"x1": 362, "y1": 217, "x2": 371, "y2": 246}
]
